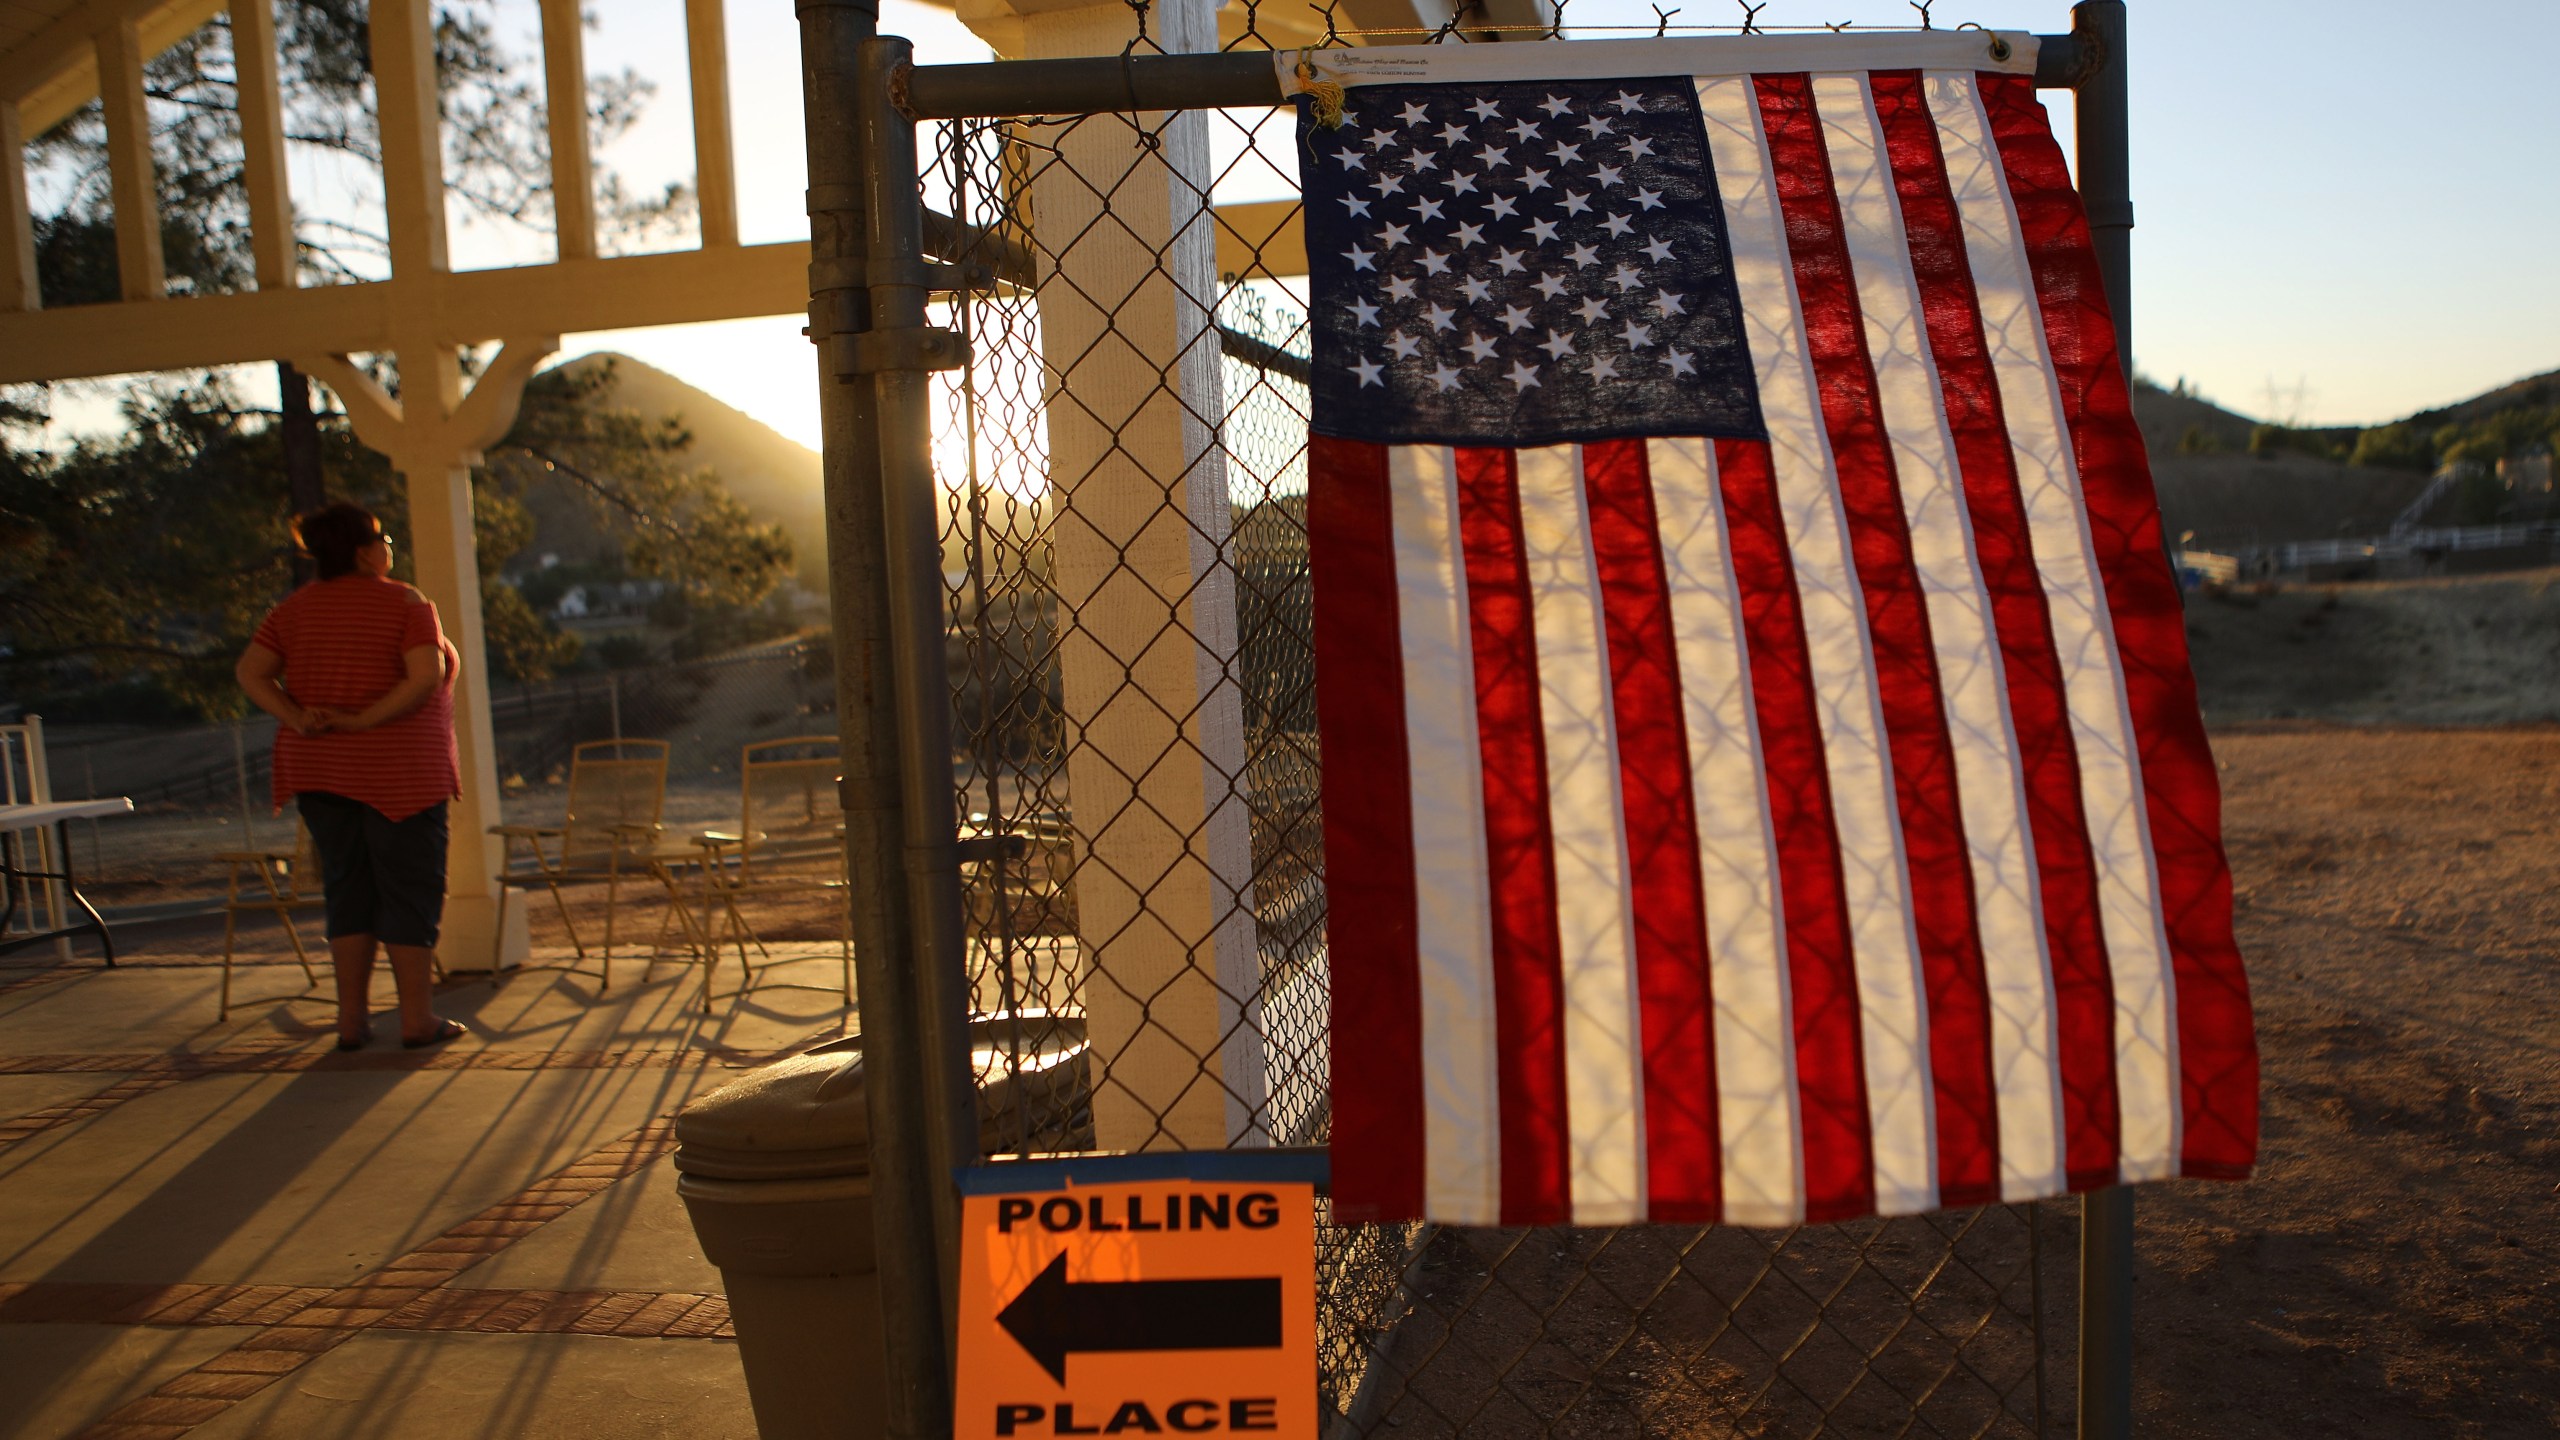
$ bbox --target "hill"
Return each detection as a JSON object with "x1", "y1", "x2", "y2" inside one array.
[{"x1": 520, "y1": 351, "x2": 826, "y2": 580}]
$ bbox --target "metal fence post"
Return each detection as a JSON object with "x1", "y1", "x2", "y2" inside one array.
[
  {"x1": 856, "y1": 27, "x2": 982, "y2": 1320},
  {"x1": 2073, "y1": 3, "x2": 2138, "y2": 1439},
  {"x1": 795, "y1": 4, "x2": 955, "y2": 1438}
]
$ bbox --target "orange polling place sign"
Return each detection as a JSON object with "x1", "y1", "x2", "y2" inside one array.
[{"x1": 955, "y1": 1177, "x2": 1317, "y2": 1439}]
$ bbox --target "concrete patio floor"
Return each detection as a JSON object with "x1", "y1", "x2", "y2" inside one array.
[{"x1": 0, "y1": 910, "x2": 856, "y2": 1440}]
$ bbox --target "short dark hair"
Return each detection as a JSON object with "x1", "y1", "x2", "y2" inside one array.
[{"x1": 293, "y1": 502, "x2": 384, "y2": 580}]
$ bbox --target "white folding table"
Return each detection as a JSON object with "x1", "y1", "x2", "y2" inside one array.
[{"x1": 0, "y1": 798, "x2": 135, "y2": 964}]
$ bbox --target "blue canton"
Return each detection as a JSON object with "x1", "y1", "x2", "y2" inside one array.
[{"x1": 1299, "y1": 77, "x2": 1764, "y2": 448}]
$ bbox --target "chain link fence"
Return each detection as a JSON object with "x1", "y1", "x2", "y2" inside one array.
[{"x1": 913, "y1": 81, "x2": 2073, "y2": 1435}]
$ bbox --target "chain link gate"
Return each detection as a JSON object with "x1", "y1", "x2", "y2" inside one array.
[{"x1": 795, "y1": 4, "x2": 2136, "y2": 1435}]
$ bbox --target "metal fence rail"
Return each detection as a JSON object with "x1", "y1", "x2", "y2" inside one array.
[{"x1": 795, "y1": 3, "x2": 2139, "y2": 1436}]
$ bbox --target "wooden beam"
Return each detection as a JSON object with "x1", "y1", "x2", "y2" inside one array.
[
  {"x1": 5, "y1": 0, "x2": 224, "y2": 136},
  {"x1": 1, "y1": 99, "x2": 35, "y2": 311},
  {"x1": 369, "y1": 0, "x2": 447, "y2": 282},
  {"x1": 93, "y1": 15, "x2": 163, "y2": 301},
  {"x1": 538, "y1": 0, "x2": 596, "y2": 261},
  {"x1": 230, "y1": 0, "x2": 294, "y2": 289},
  {"x1": 0, "y1": 239, "x2": 814, "y2": 383},
  {"x1": 684, "y1": 0, "x2": 738, "y2": 248}
]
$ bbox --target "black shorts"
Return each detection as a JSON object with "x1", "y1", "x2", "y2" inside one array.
[{"x1": 296, "y1": 792, "x2": 449, "y2": 948}]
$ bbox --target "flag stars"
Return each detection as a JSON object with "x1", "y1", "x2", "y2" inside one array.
[
  {"x1": 1624, "y1": 135, "x2": 1655, "y2": 160},
  {"x1": 1508, "y1": 118, "x2": 1542, "y2": 142},
  {"x1": 1592, "y1": 163, "x2": 1624, "y2": 188},
  {"x1": 1409, "y1": 149, "x2": 1442, "y2": 174},
  {"x1": 1438, "y1": 121, "x2": 1471, "y2": 146},
  {"x1": 1445, "y1": 172, "x2": 1481, "y2": 197},
  {"x1": 1601, "y1": 212, "x2": 1634, "y2": 237},
  {"x1": 1566, "y1": 241, "x2": 1601, "y2": 269},
  {"x1": 1588, "y1": 353, "x2": 1621, "y2": 382},
  {"x1": 1526, "y1": 217, "x2": 1560, "y2": 244},
  {"x1": 1387, "y1": 331, "x2": 1422, "y2": 359},
  {"x1": 1548, "y1": 141, "x2": 1583, "y2": 165},
  {"x1": 1468, "y1": 99, "x2": 1501, "y2": 120},
  {"x1": 1559, "y1": 192, "x2": 1592, "y2": 215},
  {"x1": 1424, "y1": 302, "x2": 1458, "y2": 332},
  {"x1": 1654, "y1": 289, "x2": 1688, "y2": 316},
  {"x1": 1493, "y1": 248, "x2": 1527, "y2": 274},
  {"x1": 1339, "y1": 151, "x2": 1368, "y2": 171},
  {"x1": 1610, "y1": 90, "x2": 1644, "y2": 113},
  {"x1": 1488, "y1": 195, "x2": 1520, "y2": 220},
  {"x1": 1384, "y1": 275, "x2": 1417, "y2": 300},
  {"x1": 1534, "y1": 272, "x2": 1570, "y2": 300},
  {"x1": 1453, "y1": 221, "x2": 1486, "y2": 247},
  {"x1": 1634, "y1": 187, "x2": 1666, "y2": 211},
  {"x1": 1474, "y1": 143, "x2": 1511, "y2": 170},
  {"x1": 1580, "y1": 115, "x2": 1617, "y2": 137},
  {"x1": 1461, "y1": 276, "x2": 1493, "y2": 302},
  {"x1": 1622, "y1": 320, "x2": 1655, "y2": 348},
  {"x1": 1345, "y1": 244, "x2": 1376, "y2": 272},
  {"x1": 1353, "y1": 357, "x2": 1385, "y2": 387},
  {"x1": 1498, "y1": 303, "x2": 1534, "y2": 333},
  {"x1": 1340, "y1": 194, "x2": 1372, "y2": 217},
  {"x1": 1373, "y1": 174, "x2": 1406, "y2": 197},
  {"x1": 1508, "y1": 360, "x2": 1545, "y2": 391},
  {"x1": 1463, "y1": 332, "x2": 1499, "y2": 361},
  {"x1": 1537, "y1": 329, "x2": 1577, "y2": 360},
  {"x1": 1573, "y1": 295, "x2": 1610, "y2": 324},
  {"x1": 1665, "y1": 348, "x2": 1697, "y2": 377},
  {"x1": 1428, "y1": 363, "x2": 1464, "y2": 393},
  {"x1": 1520, "y1": 167, "x2": 1552, "y2": 193},
  {"x1": 1642, "y1": 235, "x2": 1674, "y2": 263},
  {"x1": 1398, "y1": 101, "x2": 1430, "y2": 125},
  {"x1": 1417, "y1": 249, "x2": 1452, "y2": 275},
  {"x1": 1416, "y1": 196, "x2": 1447, "y2": 222},
  {"x1": 1380, "y1": 221, "x2": 1412, "y2": 247},
  {"x1": 1350, "y1": 298, "x2": 1381, "y2": 326},
  {"x1": 1610, "y1": 264, "x2": 1644, "y2": 292},
  {"x1": 1539, "y1": 94, "x2": 1573, "y2": 117}
]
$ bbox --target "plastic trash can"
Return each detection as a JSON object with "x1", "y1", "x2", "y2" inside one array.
[{"x1": 675, "y1": 1016, "x2": 1089, "y2": 1440}]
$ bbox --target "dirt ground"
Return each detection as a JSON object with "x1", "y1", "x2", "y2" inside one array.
[{"x1": 2135, "y1": 723, "x2": 2560, "y2": 1438}]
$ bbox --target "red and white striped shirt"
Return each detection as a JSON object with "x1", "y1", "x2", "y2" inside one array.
[{"x1": 251, "y1": 576, "x2": 459, "y2": 822}]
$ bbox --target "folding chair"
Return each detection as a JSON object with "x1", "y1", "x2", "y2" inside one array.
[
  {"x1": 491, "y1": 738, "x2": 706, "y2": 994},
  {"x1": 695, "y1": 736, "x2": 851, "y2": 1004},
  {"x1": 210, "y1": 822, "x2": 326, "y2": 1021}
]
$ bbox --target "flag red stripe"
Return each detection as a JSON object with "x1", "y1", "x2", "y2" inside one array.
[
  {"x1": 1869, "y1": 68, "x2": 2123, "y2": 1189},
  {"x1": 1979, "y1": 74, "x2": 2259, "y2": 1179},
  {"x1": 1756, "y1": 71, "x2": 1998, "y2": 1207},
  {"x1": 1711, "y1": 437, "x2": 1872, "y2": 1222},
  {"x1": 1309, "y1": 436, "x2": 1427, "y2": 1220},
  {"x1": 1582, "y1": 438, "x2": 1722, "y2": 1222},
  {"x1": 1454, "y1": 445, "x2": 1574, "y2": 1223}
]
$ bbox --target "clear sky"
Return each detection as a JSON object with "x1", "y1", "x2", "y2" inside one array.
[{"x1": 34, "y1": 0, "x2": 2557, "y2": 448}]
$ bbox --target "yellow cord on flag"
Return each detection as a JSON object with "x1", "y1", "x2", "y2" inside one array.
[{"x1": 1292, "y1": 52, "x2": 1347, "y2": 129}]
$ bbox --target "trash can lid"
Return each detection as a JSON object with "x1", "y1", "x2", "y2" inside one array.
[{"x1": 673, "y1": 1037, "x2": 872, "y2": 1181}]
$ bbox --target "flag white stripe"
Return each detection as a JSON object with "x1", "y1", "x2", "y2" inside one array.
[
  {"x1": 1646, "y1": 435, "x2": 1803, "y2": 1226},
  {"x1": 1815, "y1": 73, "x2": 2068, "y2": 1200},
  {"x1": 1390, "y1": 443, "x2": 1505, "y2": 1222},
  {"x1": 1928, "y1": 72, "x2": 2180, "y2": 1181},
  {"x1": 1701, "y1": 72, "x2": 1938, "y2": 1216},
  {"x1": 1516, "y1": 443, "x2": 1649, "y2": 1224}
]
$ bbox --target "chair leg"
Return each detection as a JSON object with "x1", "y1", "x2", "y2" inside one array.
[
  {"x1": 281, "y1": 912, "x2": 317, "y2": 987},
  {"x1": 547, "y1": 879, "x2": 585, "y2": 959},
  {"x1": 219, "y1": 908, "x2": 238, "y2": 1022},
  {"x1": 598, "y1": 864, "x2": 620, "y2": 995}
]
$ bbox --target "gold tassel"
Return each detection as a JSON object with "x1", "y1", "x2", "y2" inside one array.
[{"x1": 1293, "y1": 53, "x2": 1346, "y2": 130}]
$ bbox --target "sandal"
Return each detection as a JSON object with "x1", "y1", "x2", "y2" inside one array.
[{"x1": 402, "y1": 1018, "x2": 468, "y2": 1050}]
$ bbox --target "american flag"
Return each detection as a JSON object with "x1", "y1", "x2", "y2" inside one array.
[{"x1": 1296, "y1": 35, "x2": 2258, "y2": 1227}]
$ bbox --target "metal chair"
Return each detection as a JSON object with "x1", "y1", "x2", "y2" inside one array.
[
  {"x1": 210, "y1": 822, "x2": 326, "y2": 1021},
  {"x1": 695, "y1": 735, "x2": 851, "y2": 1003},
  {"x1": 491, "y1": 738, "x2": 706, "y2": 994}
]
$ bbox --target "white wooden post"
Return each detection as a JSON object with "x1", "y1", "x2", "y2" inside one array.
[{"x1": 959, "y1": 0, "x2": 1266, "y2": 1149}]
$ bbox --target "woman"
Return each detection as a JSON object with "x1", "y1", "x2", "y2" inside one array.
[{"x1": 236, "y1": 502, "x2": 467, "y2": 1050}]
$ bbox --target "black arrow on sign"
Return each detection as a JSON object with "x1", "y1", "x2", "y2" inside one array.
[{"x1": 996, "y1": 1251, "x2": 1283, "y2": 1384}]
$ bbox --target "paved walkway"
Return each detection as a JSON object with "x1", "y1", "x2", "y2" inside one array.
[{"x1": 0, "y1": 918, "x2": 854, "y2": 1440}]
